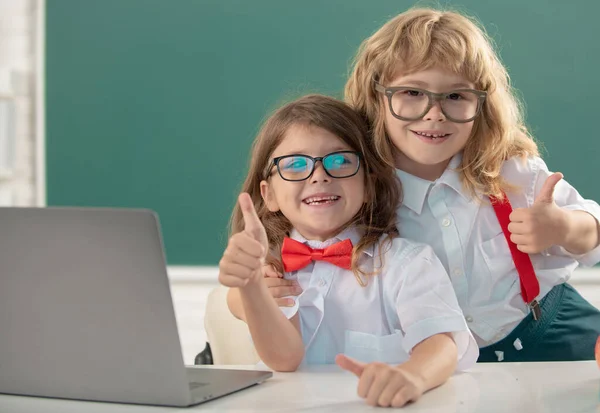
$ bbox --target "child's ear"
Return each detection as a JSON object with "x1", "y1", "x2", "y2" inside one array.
[{"x1": 260, "y1": 180, "x2": 280, "y2": 212}]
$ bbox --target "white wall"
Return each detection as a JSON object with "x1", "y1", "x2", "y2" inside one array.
[{"x1": 0, "y1": 0, "x2": 41, "y2": 207}]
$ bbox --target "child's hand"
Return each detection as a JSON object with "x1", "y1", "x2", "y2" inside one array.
[
  {"x1": 508, "y1": 172, "x2": 569, "y2": 254},
  {"x1": 218, "y1": 193, "x2": 269, "y2": 288},
  {"x1": 263, "y1": 265, "x2": 302, "y2": 306},
  {"x1": 336, "y1": 354, "x2": 424, "y2": 408}
]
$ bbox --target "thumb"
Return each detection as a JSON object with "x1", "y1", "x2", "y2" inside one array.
[
  {"x1": 239, "y1": 193, "x2": 267, "y2": 245},
  {"x1": 335, "y1": 354, "x2": 365, "y2": 377},
  {"x1": 535, "y1": 172, "x2": 563, "y2": 204}
]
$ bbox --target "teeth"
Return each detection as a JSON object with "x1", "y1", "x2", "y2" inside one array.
[
  {"x1": 415, "y1": 131, "x2": 448, "y2": 138},
  {"x1": 304, "y1": 196, "x2": 339, "y2": 204}
]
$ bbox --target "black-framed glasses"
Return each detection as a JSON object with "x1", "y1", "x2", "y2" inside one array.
[
  {"x1": 265, "y1": 151, "x2": 361, "y2": 182},
  {"x1": 374, "y1": 82, "x2": 487, "y2": 123}
]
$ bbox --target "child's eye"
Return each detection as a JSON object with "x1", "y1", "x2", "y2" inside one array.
[
  {"x1": 324, "y1": 154, "x2": 354, "y2": 169},
  {"x1": 447, "y1": 92, "x2": 464, "y2": 100},
  {"x1": 281, "y1": 157, "x2": 309, "y2": 171},
  {"x1": 334, "y1": 156, "x2": 350, "y2": 164},
  {"x1": 403, "y1": 89, "x2": 423, "y2": 97}
]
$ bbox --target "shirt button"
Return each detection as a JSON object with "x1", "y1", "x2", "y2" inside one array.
[
  {"x1": 441, "y1": 217, "x2": 451, "y2": 227},
  {"x1": 318, "y1": 279, "x2": 326, "y2": 287},
  {"x1": 465, "y1": 316, "x2": 473, "y2": 323},
  {"x1": 452, "y1": 268, "x2": 463, "y2": 277}
]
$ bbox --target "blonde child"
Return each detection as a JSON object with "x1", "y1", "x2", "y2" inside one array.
[
  {"x1": 340, "y1": 7, "x2": 600, "y2": 362},
  {"x1": 219, "y1": 94, "x2": 477, "y2": 407}
]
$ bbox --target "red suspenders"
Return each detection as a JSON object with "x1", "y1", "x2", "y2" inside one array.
[{"x1": 490, "y1": 193, "x2": 542, "y2": 320}]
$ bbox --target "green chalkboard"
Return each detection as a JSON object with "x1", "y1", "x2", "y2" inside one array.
[{"x1": 46, "y1": 0, "x2": 600, "y2": 265}]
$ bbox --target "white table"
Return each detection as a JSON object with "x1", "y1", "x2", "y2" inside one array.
[{"x1": 1, "y1": 361, "x2": 598, "y2": 412}]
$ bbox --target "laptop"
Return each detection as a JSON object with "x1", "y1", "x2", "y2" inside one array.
[{"x1": 0, "y1": 207, "x2": 272, "y2": 407}]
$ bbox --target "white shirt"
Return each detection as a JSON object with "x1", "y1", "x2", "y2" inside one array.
[
  {"x1": 280, "y1": 227, "x2": 478, "y2": 370},
  {"x1": 396, "y1": 154, "x2": 600, "y2": 346}
]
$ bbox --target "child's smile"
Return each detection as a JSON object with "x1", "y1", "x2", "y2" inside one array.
[
  {"x1": 410, "y1": 129, "x2": 453, "y2": 144},
  {"x1": 260, "y1": 124, "x2": 366, "y2": 242},
  {"x1": 383, "y1": 67, "x2": 477, "y2": 181},
  {"x1": 302, "y1": 193, "x2": 340, "y2": 207}
]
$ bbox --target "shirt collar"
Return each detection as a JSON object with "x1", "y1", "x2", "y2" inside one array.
[
  {"x1": 289, "y1": 226, "x2": 373, "y2": 257},
  {"x1": 395, "y1": 169, "x2": 432, "y2": 215},
  {"x1": 437, "y1": 153, "x2": 470, "y2": 202},
  {"x1": 396, "y1": 153, "x2": 469, "y2": 214}
]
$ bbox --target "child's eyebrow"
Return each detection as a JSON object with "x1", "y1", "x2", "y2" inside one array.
[
  {"x1": 393, "y1": 80, "x2": 474, "y2": 89},
  {"x1": 328, "y1": 146, "x2": 353, "y2": 153},
  {"x1": 392, "y1": 80, "x2": 429, "y2": 88},
  {"x1": 449, "y1": 82, "x2": 473, "y2": 89},
  {"x1": 276, "y1": 147, "x2": 353, "y2": 155}
]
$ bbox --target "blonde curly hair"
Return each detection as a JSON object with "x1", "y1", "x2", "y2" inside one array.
[{"x1": 345, "y1": 7, "x2": 539, "y2": 198}]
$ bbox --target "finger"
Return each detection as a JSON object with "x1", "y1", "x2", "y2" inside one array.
[
  {"x1": 274, "y1": 298, "x2": 295, "y2": 307},
  {"x1": 366, "y1": 368, "x2": 392, "y2": 406},
  {"x1": 391, "y1": 387, "x2": 416, "y2": 408},
  {"x1": 263, "y1": 277, "x2": 297, "y2": 288},
  {"x1": 356, "y1": 367, "x2": 376, "y2": 399},
  {"x1": 268, "y1": 285, "x2": 303, "y2": 298},
  {"x1": 218, "y1": 274, "x2": 249, "y2": 288},
  {"x1": 230, "y1": 232, "x2": 264, "y2": 258},
  {"x1": 516, "y1": 243, "x2": 537, "y2": 254},
  {"x1": 509, "y1": 233, "x2": 529, "y2": 245},
  {"x1": 509, "y1": 208, "x2": 527, "y2": 223},
  {"x1": 507, "y1": 222, "x2": 525, "y2": 235},
  {"x1": 239, "y1": 193, "x2": 265, "y2": 243},
  {"x1": 263, "y1": 264, "x2": 283, "y2": 278},
  {"x1": 377, "y1": 379, "x2": 405, "y2": 407},
  {"x1": 535, "y1": 172, "x2": 563, "y2": 204},
  {"x1": 218, "y1": 261, "x2": 256, "y2": 280},
  {"x1": 222, "y1": 247, "x2": 262, "y2": 269},
  {"x1": 335, "y1": 354, "x2": 365, "y2": 377}
]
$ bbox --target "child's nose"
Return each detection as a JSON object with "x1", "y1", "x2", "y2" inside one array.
[
  {"x1": 310, "y1": 161, "x2": 330, "y2": 183},
  {"x1": 423, "y1": 101, "x2": 446, "y2": 122}
]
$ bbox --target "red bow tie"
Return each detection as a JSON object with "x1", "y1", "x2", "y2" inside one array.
[{"x1": 281, "y1": 237, "x2": 353, "y2": 272}]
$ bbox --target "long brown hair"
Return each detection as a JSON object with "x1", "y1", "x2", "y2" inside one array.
[
  {"x1": 345, "y1": 7, "x2": 539, "y2": 199},
  {"x1": 230, "y1": 94, "x2": 401, "y2": 284}
]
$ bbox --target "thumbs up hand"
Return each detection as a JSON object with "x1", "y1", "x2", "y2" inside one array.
[
  {"x1": 219, "y1": 193, "x2": 269, "y2": 288},
  {"x1": 507, "y1": 172, "x2": 568, "y2": 254},
  {"x1": 335, "y1": 354, "x2": 424, "y2": 408}
]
